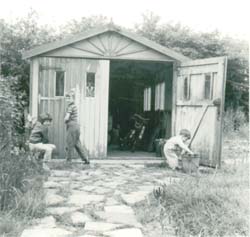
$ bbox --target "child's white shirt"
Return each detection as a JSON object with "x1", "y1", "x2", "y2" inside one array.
[{"x1": 164, "y1": 135, "x2": 189, "y2": 152}]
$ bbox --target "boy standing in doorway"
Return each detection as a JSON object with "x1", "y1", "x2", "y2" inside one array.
[
  {"x1": 64, "y1": 90, "x2": 90, "y2": 164},
  {"x1": 163, "y1": 129, "x2": 193, "y2": 170}
]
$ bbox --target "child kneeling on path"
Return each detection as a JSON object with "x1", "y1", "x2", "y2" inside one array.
[
  {"x1": 29, "y1": 113, "x2": 56, "y2": 171},
  {"x1": 163, "y1": 129, "x2": 193, "y2": 170},
  {"x1": 64, "y1": 90, "x2": 90, "y2": 164}
]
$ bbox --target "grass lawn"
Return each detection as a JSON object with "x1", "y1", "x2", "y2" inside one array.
[
  {"x1": 136, "y1": 134, "x2": 249, "y2": 237},
  {"x1": 0, "y1": 175, "x2": 46, "y2": 237}
]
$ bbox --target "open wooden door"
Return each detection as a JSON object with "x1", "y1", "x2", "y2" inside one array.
[{"x1": 174, "y1": 57, "x2": 227, "y2": 167}]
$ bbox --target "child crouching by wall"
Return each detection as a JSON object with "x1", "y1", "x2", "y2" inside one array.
[
  {"x1": 29, "y1": 113, "x2": 56, "y2": 171},
  {"x1": 163, "y1": 129, "x2": 193, "y2": 170}
]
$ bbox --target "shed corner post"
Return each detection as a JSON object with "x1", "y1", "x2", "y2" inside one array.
[
  {"x1": 30, "y1": 57, "x2": 39, "y2": 119},
  {"x1": 171, "y1": 61, "x2": 179, "y2": 136},
  {"x1": 218, "y1": 56, "x2": 228, "y2": 168}
]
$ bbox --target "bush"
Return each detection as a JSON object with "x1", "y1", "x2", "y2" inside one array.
[
  {"x1": 0, "y1": 97, "x2": 44, "y2": 212},
  {"x1": 0, "y1": 95, "x2": 46, "y2": 236},
  {"x1": 223, "y1": 107, "x2": 248, "y2": 139}
]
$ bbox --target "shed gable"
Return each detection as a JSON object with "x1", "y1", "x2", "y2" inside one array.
[{"x1": 42, "y1": 31, "x2": 174, "y2": 61}]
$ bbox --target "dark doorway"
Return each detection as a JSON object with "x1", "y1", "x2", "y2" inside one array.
[{"x1": 108, "y1": 60, "x2": 173, "y2": 157}]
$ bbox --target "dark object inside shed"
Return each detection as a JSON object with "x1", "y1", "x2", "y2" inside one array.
[{"x1": 108, "y1": 60, "x2": 173, "y2": 154}]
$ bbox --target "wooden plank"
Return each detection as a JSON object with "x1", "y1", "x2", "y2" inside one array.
[
  {"x1": 69, "y1": 45, "x2": 104, "y2": 57},
  {"x1": 29, "y1": 58, "x2": 33, "y2": 114},
  {"x1": 108, "y1": 32, "x2": 113, "y2": 56},
  {"x1": 115, "y1": 39, "x2": 134, "y2": 55},
  {"x1": 115, "y1": 40, "x2": 147, "y2": 56},
  {"x1": 75, "y1": 39, "x2": 105, "y2": 55},
  {"x1": 90, "y1": 63, "x2": 97, "y2": 157},
  {"x1": 100, "y1": 60, "x2": 110, "y2": 157},
  {"x1": 87, "y1": 38, "x2": 105, "y2": 55},
  {"x1": 93, "y1": 63, "x2": 100, "y2": 158},
  {"x1": 97, "y1": 34, "x2": 108, "y2": 54},
  {"x1": 180, "y1": 56, "x2": 225, "y2": 67},
  {"x1": 83, "y1": 59, "x2": 89, "y2": 157},
  {"x1": 171, "y1": 61, "x2": 178, "y2": 136},
  {"x1": 98, "y1": 60, "x2": 106, "y2": 157},
  {"x1": 115, "y1": 50, "x2": 173, "y2": 61},
  {"x1": 178, "y1": 65, "x2": 219, "y2": 75},
  {"x1": 112, "y1": 33, "x2": 124, "y2": 54},
  {"x1": 217, "y1": 57, "x2": 227, "y2": 167},
  {"x1": 115, "y1": 48, "x2": 149, "y2": 57},
  {"x1": 95, "y1": 67, "x2": 102, "y2": 157},
  {"x1": 31, "y1": 57, "x2": 39, "y2": 118},
  {"x1": 43, "y1": 46, "x2": 104, "y2": 58},
  {"x1": 78, "y1": 59, "x2": 87, "y2": 157}
]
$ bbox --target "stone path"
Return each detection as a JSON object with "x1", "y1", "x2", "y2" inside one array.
[{"x1": 21, "y1": 162, "x2": 181, "y2": 237}]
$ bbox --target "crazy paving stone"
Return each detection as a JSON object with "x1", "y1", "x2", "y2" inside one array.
[
  {"x1": 80, "y1": 185, "x2": 96, "y2": 192},
  {"x1": 21, "y1": 227, "x2": 72, "y2": 237},
  {"x1": 93, "y1": 187, "x2": 111, "y2": 194},
  {"x1": 101, "y1": 182, "x2": 119, "y2": 188},
  {"x1": 43, "y1": 181, "x2": 64, "y2": 189},
  {"x1": 105, "y1": 197, "x2": 119, "y2": 206},
  {"x1": 104, "y1": 205, "x2": 134, "y2": 214},
  {"x1": 32, "y1": 216, "x2": 56, "y2": 228},
  {"x1": 121, "y1": 191, "x2": 151, "y2": 205},
  {"x1": 71, "y1": 182, "x2": 84, "y2": 189},
  {"x1": 103, "y1": 205, "x2": 142, "y2": 227},
  {"x1": 138, "y1": 185, "x2": 155, "y2": 192},
  {"x1": 76, "y1": 235, "x2": 99, "y2": 237},
  {"x1": 47, "y1": 206, "x2": 79, "y2": 215},
  {"x1": 104, "y1": 228, "x2": 143, "y2": 237},
  {"x1": 45, "y1": 193, "x2": 65, "y2": 206},
  {"x1": 68, "y1": 194, "x2": 105, "y2": 206},
  {"x1": 70, "y1": 211, "x2": 91, "y2": 225},
  {"x1": 84, "y1": 222, "x2": 122, "y2": 232},
  {"x1": 51, "y1": 170, "x2": 71, "y2": 177}
]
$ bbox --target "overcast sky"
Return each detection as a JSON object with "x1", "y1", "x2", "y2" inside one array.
[{"x1": 0, "y1": 0, "x2": 249, "y2": 40}]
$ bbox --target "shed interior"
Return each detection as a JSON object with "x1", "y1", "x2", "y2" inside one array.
[{"x1": 108, "y1": 60, "x2": 173, "y2": 156}]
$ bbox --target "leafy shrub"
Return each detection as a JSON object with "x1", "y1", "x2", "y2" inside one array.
[
  {"x1": 0, "y1": 96, "x2": 44, "y2": 213},
  {"x1": 223, "y1": 107, "x2": 248, "y2": 139}
]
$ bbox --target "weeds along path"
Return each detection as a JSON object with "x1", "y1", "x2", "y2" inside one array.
[{"x1": 20, "y1": 163, "x2": 183, "y2": 237}]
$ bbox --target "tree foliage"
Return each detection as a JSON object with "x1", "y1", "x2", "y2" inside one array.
[
  {"x1": 0, "y1": 11, "x2": 248, "y2": 136},
  {"x1": 59, "y1": 15, "x2": 110, "y2": 37},
  {"x1": 135, "y1": 12, "x2": 249, "y2": 115},
  {"x1": 0, "y1": 10, "x2": 59, "y2": 134}
]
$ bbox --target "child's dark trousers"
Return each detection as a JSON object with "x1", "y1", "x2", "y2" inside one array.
[{"x1": 66, "y1": 121, "x2": 89, "y2": 162}]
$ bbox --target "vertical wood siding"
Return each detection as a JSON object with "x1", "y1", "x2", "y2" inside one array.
[{"x1": 38, "y1": 57, "x2": 109, "y2": 158}]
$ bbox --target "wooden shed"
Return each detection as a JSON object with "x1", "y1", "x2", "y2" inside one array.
[{"x1": 22, "y1": 25, "x2": 227, "y2": 167}]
